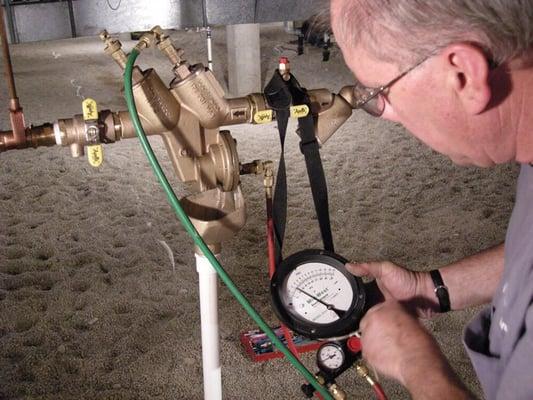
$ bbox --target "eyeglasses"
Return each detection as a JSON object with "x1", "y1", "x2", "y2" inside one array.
[{"x1": 353, "y1": 56, "x2": 429, "y2": 117}]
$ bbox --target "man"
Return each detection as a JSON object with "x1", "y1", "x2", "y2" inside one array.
[{"x1": 329, "y1": 1, "x2": 533, "y2": 399}]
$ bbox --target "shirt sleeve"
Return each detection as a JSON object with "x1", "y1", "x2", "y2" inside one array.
[{"x1": 496, "y1": 299, "x2": 533, "y2": 400}]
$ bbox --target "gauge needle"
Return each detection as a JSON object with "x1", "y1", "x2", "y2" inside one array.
[{"x1": 296, "y1": 288, "x2": 347, "y2": 318}]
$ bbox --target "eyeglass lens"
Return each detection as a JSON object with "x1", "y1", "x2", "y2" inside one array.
[{"x1": 353, "y1": 83, "x2": 385, "y2": 117}]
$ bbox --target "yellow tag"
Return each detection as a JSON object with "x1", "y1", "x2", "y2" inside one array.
[
  {"x1": 87, "y1": 144, "x2": 103, "y2": 167},
  {"x1": 290, "y1": 104, "x2": 309, "y2": 119},
  {"x1": 82, "y1": 98, "x2": 98, "y2": 121},
  {"x1": 253, "y1": 110, "x2": 273, "y2": 124}
]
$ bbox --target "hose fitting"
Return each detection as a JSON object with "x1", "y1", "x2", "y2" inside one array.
[
  {"x1": 134, "y1": 31, "x2": 157, "y2": 52},
  {"x1": 356, "y1": 361, "x2": 376, "y2": 386},
  {"x1": 239, "y1": 160, "x2": 274, "y2": 198},
  {"x1": 355, "y1": 361, "x2": 388, "y2": 400},
  {"x1": 328, "y1": 383, "x2": 347, "y2": 400},
  {"x1": 263, "y1": 161, "x2": 274, "y2": 199}
]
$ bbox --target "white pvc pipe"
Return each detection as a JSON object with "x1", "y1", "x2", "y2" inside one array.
[
  {"x1": 206, "y1": 27, "x2": 213, "y2": 71},
  {"x1": 195, "y1": 252, "x2": 222, "y2": 400}
]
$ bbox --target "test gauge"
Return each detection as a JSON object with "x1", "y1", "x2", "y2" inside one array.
[
  {"x1": 317, "y1": 342, "x2": 345, "y2": 372},
  {"x1": 270, "y1": 249, "x2": 366, "y2": 339}
]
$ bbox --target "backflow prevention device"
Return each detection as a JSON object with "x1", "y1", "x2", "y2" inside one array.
[{"x1": 0, "y1": 26, "x2": 385, "y2": 400}]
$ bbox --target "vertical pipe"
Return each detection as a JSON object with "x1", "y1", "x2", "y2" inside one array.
[
  {"x1": 195, "y1": 252, "x2": 222, "y2": 400},
  {"x1": 206, "y1": 27, "x2": 213, "y2": 71},
  {"x1": 3, "y1": 0, "x2": 17, "y2": 44},
  {"x1": 67, "y1": 0, "x2": 77, "y2": 38},
  {"x1": 0, "y1": 2, "x2": 18, "y2": 101}
]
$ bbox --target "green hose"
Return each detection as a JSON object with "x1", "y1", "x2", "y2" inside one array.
[{"x1": 124, "y1": 48, "x2": 334, "y2": 400}]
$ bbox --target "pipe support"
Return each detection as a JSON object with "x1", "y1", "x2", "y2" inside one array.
[{"x1": 195, "y1": 253, "x2": 222, "y2": 400}]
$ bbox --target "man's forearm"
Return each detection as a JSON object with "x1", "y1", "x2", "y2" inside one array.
[
  {"x1": 438, "y1": 243, "x2": 504, "y2": 311},
  {"x1": 403, "y1": 355, "x2": 475, "y2": 400}
]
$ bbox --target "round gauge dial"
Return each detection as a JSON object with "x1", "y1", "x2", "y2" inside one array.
[
  {"x1": 317, "y1": 343, "x2": 345, "y2": 371},
  {"x1": 271, "y1": 250, "x2": 366, "y2": 339},
  {"x1": 282, "y1": 262, "x2": 353, "y2": 324}
]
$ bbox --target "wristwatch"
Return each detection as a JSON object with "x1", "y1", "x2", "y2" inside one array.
[{"x1": 430, "y1": 269, "x2": 451, "y2": 313}]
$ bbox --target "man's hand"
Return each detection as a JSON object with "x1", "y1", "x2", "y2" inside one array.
[
  {"x1": 359, "y1": 301, "x2": 440, "y2": 383},
  {"x1": 359, "y1": 301, "x2": 474, "y2": 399},
  {"x1": 346, "y1": 261, "x2": 438, "y2": 318},
  {"x1": 347, "y1": 244, "x2": 504, "y2": 314}
]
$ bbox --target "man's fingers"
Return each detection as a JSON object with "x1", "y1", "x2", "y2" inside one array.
[
  {"x1": 347, "y1": 261, "x2": 394, "y2": 300},
  {"x1": 346, "y1": 261, "x2": 386, "y2": 279},
  {"x1": 345, "y1": 262, "x2": 370, "y2": 277},
  {"x1": 359, "y1": 302, "x2": 386, "y2": 332}
]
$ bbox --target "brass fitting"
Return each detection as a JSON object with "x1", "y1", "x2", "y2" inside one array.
[
  {"x1": 0, "y1": 123, "x2": 56, "y2": 152},
  {"x1": 263, "y1": 161, "x2": 274, "y2": 196},
  {"x1": 99, "y1": 30, "x2": 128, "y2": 70},
  {"x1": 314, "y1": 374, "x2": 326, "y2": 386},
  {"x1": 356, "y1": 360, "x2": 377, "y2": 387},
  {"x1": 152, "y1": 25, "x2": 184, "y2": 67},
  {"x1": 53, "y1": 110, "x2": 121, "y2": 147},
  {"x1": 134, "y1": 31, "x2": 157, "y2": 52},
  {"x1": 239, "y1": 160, "x2": 274, "y2": 197},
  {"x1": 223, "y1": 94, "x2": 270, "y2": 126},
  {"x1": 239, "y1": 159, "x2": 269, "y2": 175},
  {"x1": 328, "y1": 383, "x2": 347, "y2": 400}
]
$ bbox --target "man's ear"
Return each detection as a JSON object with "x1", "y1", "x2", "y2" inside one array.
[{"x1": 440, "y1": 43, "x2": 492, "y2": 115}]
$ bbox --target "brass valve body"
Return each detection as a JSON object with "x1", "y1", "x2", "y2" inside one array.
[{"x1": 0, "y1": 27, "x2": 360, "y2": 250}]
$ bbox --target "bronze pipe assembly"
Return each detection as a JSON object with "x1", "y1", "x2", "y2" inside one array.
[
  {"x1": 0, "y1": 25, "x2": 358, "y2": 247},
  {"x1": 0, "y1": 4, "x2": 31, "y2": 152}
]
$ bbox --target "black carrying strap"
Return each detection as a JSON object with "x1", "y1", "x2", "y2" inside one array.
[
  {"x1": 290, "y1": 81, "x2": 334, "y2": 254},
  {"x1": 264, "y1": 73, "x2": 291, "y2": 265},
  {"x1": 264, "y1": 71, "x2": 334, "y2": 265}
]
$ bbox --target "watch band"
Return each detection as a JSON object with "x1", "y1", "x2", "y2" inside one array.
[{"x1": 430, "y1": 269, "x2": 451, "y2": 313}]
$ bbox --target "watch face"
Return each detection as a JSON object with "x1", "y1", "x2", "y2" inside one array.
[{"x1": 317, "y1": 343, "x2": 344, "y2": 371}]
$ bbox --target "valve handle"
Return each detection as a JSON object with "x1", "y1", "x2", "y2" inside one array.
[{"x1": 82, "y1": 98, "x2": 103, "y2": 167}]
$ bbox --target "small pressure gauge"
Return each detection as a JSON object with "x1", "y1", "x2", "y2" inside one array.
[{"x1": 317, "y1": 342, "x2": 345, "y2": 372}]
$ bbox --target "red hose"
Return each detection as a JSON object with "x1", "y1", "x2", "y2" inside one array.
[
  {"x1": 266, "y1": 194, "x2": 276, "y2": 279},
  {"x1": 372, "y1": 382, "x2": 388, "y2": 400},
  {"x1": 266, "y1": 194, "x2": 300, "y2": 356}
]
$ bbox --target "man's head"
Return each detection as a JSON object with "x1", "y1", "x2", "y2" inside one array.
[{"x1": 330, "y1": 0, "x2": 533, "y2": 166}]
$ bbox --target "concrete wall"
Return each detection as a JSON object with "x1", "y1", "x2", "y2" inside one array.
[
  {"x1": 13, "y1": 2, "x2": 72, "y2": 43},
  {"x1": 74, "y1": 0, "x2": 184, "y2": 36}
]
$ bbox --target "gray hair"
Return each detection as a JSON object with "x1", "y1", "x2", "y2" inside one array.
[{"x1": 332, "y1": 0, "x2": 533, "y2": 67}]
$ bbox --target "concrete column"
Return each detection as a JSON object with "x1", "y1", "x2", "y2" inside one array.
[{"x1": 226, "y1": 23, "x2": 261, "y2": 97}]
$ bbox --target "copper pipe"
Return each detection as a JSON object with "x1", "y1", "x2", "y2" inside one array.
[
  {"x1": 0, "y1": 124, "x2": 56, "y2": 152},
  {"x1": 0, "y1": 3, "x2": 26, "y2": 151},
  {"x1": 0, "y1": 4, "x2": 18, "y2": 102}
]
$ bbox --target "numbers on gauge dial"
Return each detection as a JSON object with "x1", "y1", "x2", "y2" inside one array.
[
  {"x1": 283, "y1": 262, "x2": 353, "y2": 324},
  {"x1": 318, "y1": 343, "x2": 345, "y2": 370}
]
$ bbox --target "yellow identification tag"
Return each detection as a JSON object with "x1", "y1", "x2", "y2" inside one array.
[
  {"x1": 87, "y1": 144, "x2": 103, "y2": 167},
  {"x1": 253, "y1": 110, "x2": 273, "y2": 124},
  {"x1": 290, "y1": 104, "x2": 309, "y2": 119},
  {"x1": 82, "y1": 98, "x2": 98, "y2": 121}
]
